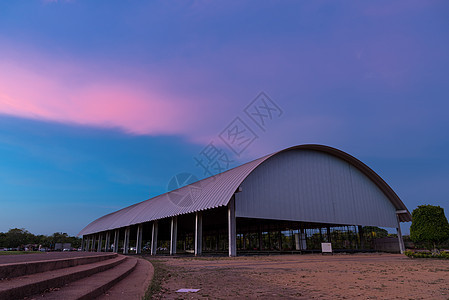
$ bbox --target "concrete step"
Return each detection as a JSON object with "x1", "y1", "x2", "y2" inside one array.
[
  {"x1": 32, "y1": 256, "x2": 138, "y2": 300},
  {"x1": 0, "y1": 255, "x2": 126, "y2": 300},
  {"x1": 0, "y1": 253, "x2": 117, "y2": 279},
  {"x1": 97, "y1": 257, "x2": 153, "y2": 300}
]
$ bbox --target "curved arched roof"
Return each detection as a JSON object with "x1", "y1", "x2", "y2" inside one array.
[{"x1": 79, "y1": 144, "x2": 411, "y2": 236}]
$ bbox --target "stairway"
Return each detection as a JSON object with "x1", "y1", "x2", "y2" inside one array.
[{"x1": 0, "y1": 252, "x2": 153, "y2": 300}]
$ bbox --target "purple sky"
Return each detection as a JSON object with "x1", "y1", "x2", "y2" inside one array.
[{"x1": 0, "y1": 1, "x2": 448, "y2": 235}]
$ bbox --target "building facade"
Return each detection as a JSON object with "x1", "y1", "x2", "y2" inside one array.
[{"x1": 79, "y1": 144, "x2": 411, "y2": 256}]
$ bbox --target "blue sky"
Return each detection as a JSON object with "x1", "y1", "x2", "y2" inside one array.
[{"x1": 0, "y1": 0, "x2": 448, "y2": 235}]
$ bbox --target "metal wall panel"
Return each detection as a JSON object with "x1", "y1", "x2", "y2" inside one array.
[{"x1": 235, "y1": 149, "x2": 398, "y2": 228}]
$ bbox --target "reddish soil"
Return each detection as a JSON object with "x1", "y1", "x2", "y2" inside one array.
[{"x1": 150, "y1": 253, "x2": 449, "y2": 299}]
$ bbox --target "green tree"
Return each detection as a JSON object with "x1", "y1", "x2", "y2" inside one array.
[
  {"x1": 410, "y1": 205, "x2": 449, "y2": 251},
  {"x1": 5, "y1": 228, "x2": 32, "y2": 248},
  {"x1": 0, "y1": 232, "x2": 7, "y2": 248},
  {"x1": 36, "y1": 235, "x2": 51, "y2": 248},
  {"x1": 362, "y1": 226, "x2": 388, "y2": 240}
]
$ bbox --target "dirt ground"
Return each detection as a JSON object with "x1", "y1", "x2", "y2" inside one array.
[{"x1": 149, "y1": 253, "x2": 449, "y2": 299}]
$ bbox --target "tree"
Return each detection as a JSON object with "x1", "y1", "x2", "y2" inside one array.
[
  {"x1": 410, "y1": 205, "x2": 449, "y2": 251},
  {"x1": 362, "y1": 226, "x2": 388, "y2": 240},
  {"x1": 4, "y1": 228, "x2": 32, "y2": 248},
  {"x1": 0, "y1": 232, "x2": 7, "y2": 247}
]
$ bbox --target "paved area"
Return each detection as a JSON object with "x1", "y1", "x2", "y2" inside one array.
[{"x1": 0, "y1": 252, "x2": 110, "y2": 265}]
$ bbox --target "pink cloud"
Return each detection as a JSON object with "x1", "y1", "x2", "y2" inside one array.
[{"x1": 0, "y1": 52, "x2": 201, "y2": 136}]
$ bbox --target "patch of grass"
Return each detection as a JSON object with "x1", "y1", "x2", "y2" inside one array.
[
  {"x1": 142, "y1": 258, "x2": 171, "y2": 300},
  {"x1": 0, "y1": 251, "x2": 38, "y2": 255}
]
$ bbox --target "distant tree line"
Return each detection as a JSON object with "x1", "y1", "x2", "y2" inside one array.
[{"x1": 0, "y1": 228, "x2": 81, "y2": 250}]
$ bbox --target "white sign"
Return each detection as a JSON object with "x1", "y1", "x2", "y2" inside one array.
[
  {"x1": 176, "y1": 289, "x2": 200, "y2": 293},
  {"x1": 321, "y1": 242, "x2": 332, "y2": 253}
]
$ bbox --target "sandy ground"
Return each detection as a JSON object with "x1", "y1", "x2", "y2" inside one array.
[{"x1": 149, "y1": 253, "x2": 449, "y2": 299}]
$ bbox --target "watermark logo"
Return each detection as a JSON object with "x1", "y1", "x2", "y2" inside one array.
[
  {"x1": 244, "y1": 92, "x2": 283, "y2": 132},
  {"x1": 219, "y1": 117, "x2": 258, "y2": 156},
  {"x1": 194, "y1": 142, "x2": 234, "y2": 177},
  {"x1": 166, "y1": 91, "x2": 283, "y2": 208},
  {"x1": 167, "y1": 173, "x2": 202, "y2": 207}
]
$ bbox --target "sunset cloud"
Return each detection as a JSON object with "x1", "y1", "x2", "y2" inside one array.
[{"x1": 0, "y1": 52, "x2": 200, "y2": 136}]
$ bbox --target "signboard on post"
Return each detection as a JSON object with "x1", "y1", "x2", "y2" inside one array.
[{"x1": 321, "y1": 242, "x2": 332, "y2": 254}]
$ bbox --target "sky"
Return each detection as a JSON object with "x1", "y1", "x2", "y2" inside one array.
[{"x1": 0, "y1": 0, "x2": 448, "y2": 236}]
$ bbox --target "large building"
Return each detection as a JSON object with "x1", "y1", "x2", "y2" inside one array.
[{"x1": 79, "y1": 144, "x2": 411, "y2": 256}]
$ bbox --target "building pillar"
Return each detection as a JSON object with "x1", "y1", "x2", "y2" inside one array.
[
  {"x1": 290, "y1": 229, "x2": 295, "y2": 250},
  {"x1": 327, "y1": 226, "x2": 332, "y2": 243},
  {"x1": 81, "y1": 236, "x2": 85, "y2": 251},
  {"x1": 195, "y1": 212, "x2": 203, "y2": 256},
  {"x1": 136, "y1": 224, "x2": 143, "y2": 254},
  {"x1": 228, "y1": 196, "x2": 237, "y2": 257},
  {"x1": 258, "y1": 226, "x2": 263, "y2": 251},
  {"x1": 170, "y1": 217, "x2": 178, "y2": 255},
  {"x1": 97, "y1": 233, "x2": 103, "y2": 252},
  {"x1": 113, "y1": 229, "x2": 119, "y2": 253},
  {"x1": 268, "y1": 231, "x2": 271, "y2": 250},
  {"x1": 347, "y1": 226, "x2": 353, "y2": 248},
  {"x1": 278, "y1": 230, "x2": 282, "y2": 251},
  {"x1": 300, "y1": 228, "x2": 307, "y2": 250},
  {"x1": 396, "y1": 214, "x2": 405, "y2": 254},
  {"x1": 358, "y1": 225, "x2": 365, "y2": 249},
  {"x1": 151, "y1": 221, "x2": 158, "y2": 255},
  {"x1": 216, "y1": 231, "x2": 220, "y2": 251},
  {"x1": 91, "y1": 236, "x2": 95, "y2": 252},
  {"x1": 105, "y1": 231, "x2": 111, "y2": 252},
  {"x1": 243, "y1": 233, "x2": 246, "y2": 250},
  {"x1": 123, "y1": 226, "x2": 130, "y2": 254}
]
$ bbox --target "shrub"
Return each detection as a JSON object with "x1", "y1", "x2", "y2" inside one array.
[{"x1": 404, "y1": 250, "x2": 449, "y2": 259}]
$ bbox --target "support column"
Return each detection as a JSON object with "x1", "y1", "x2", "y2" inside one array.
[
  {"x1": 136, "y1": 224, "x2": 143, "y2": 254},
  {"x1": 258, "y1": 226, "x2": 263, "y2": 251},
  {"x1": 278, "y1": 230, "x2": 282, "y2": 251},
  {"x1": 216, "y1": 231, "x2": 220, "y2": 251},
  {"x1": 268, "y1": 231, "x2": 271, "y2": 250},
  {"x1": 113, "y1": 229, "x2": 119, "y2": 253},
  {"x1": 358, "y1": 225, "x2": 365, "y2": 249},
  {"x1": 91, "y1": 236, "x2": 95, "y2": 252},
  {"x1": 97, "y1": 233, "x2": 103, "y2": 252},
  {"x1": 105, "y1": 231, "x2": 111, "y2": 252},
  {"x1": 290, "y1": 229, "x2": 295, "y2": 250},
  {"x1": 81, "y1": 236, "x2": 85, "y2": 251},
  {"x1": 151, "y1": 221, "x2": 158, "y2": 255},
  {"x1": 396, "y1": 214, "x2": 405, "y2": 254},
  {"x1": 170, "y1": 217, "x2": 178, "y2": 255},
  {"x1": 228, "y1": 196, "x2": 236, "y2": 257},
  {"x1": 243, "y1": 233, "x2": 246, "y2": 250},
  {"x1": 123, "y1": 226, "x2": 130, "y2": 254},
  {"x1": 195, "y1": 212, "x2": 202, "y2": 256},
  {"x1": 300, "y1": 227, "x2": 307, "y2": 250},
  {"x1": 327, "y1": 226, "x2": 332, "y2": 243}
]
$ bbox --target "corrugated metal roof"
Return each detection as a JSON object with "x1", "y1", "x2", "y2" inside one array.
[{"x1": 78, "y1": 144, "x2": 411, "y2": 236}]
